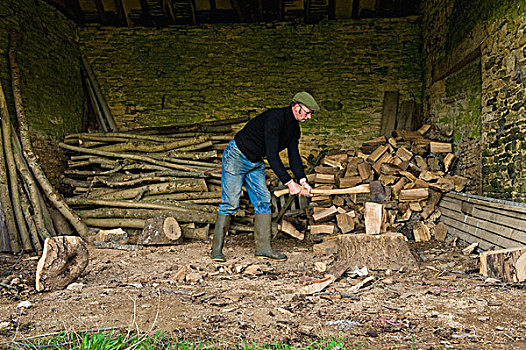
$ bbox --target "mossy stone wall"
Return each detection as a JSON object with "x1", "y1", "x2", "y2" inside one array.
[
  {"x1": 79, "y1": 18, "x2": 422, "y2": 152},
  {"x1": 0, "y1": 0, "x2": 83, "y2": 139},
  {"x1": 422, "y1": 0, "x2": 526, "y2": 202}
]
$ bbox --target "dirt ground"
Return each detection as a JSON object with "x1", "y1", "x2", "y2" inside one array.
[{"x1": 1, "y1": 234, "x2": 525, "y2": 349}]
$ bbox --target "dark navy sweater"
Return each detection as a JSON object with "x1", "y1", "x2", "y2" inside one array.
[{"x1": 234, "y1": 106, "x2": 306, "y2": 185}]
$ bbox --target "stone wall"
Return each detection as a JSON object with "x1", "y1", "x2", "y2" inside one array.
[
  {"x1": 0, "y1": 0, "x2": 84, "y2": 139},
  {"x1": 79, "y1": 18, "x2": 422, "y2": 152},
  {"x1": 422, "y1": 0, "x2": 526, "y2": 202}
]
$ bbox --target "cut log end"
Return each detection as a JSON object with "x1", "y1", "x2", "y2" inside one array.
[{"x1": 35, "y1": 236, "x2": 89, "y2": 292}]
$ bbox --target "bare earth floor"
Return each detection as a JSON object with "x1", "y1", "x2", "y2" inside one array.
[{"x1": 1, "y1": 235, "x2": 526, "y2": 349}]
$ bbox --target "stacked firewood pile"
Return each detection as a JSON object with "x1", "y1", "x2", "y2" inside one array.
[
  {"x1": 58, "y1": 118, "x2": 255, "y2": 247},
  {"x1": 279, "y1": 125, "x2": 469, "y2": 244}
]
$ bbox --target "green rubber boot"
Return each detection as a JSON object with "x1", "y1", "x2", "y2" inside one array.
[
  {"x1": 254, "y1": 213, "x2": 287, "y2": 261},
  {"x1": 211, "y1": 214, "x2": 230, "y2": 262}
]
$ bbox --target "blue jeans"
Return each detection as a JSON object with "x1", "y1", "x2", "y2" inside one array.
[{"x1": 218, "y1": 139, "x2": 271, "y2": 215}]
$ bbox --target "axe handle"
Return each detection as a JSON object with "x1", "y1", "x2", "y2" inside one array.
[{"x1": 273, "y1": 184, "x2": 370, "y2": 198}]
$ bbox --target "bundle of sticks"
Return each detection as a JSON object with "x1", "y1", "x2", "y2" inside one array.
[
  {"x1": 58, "y1": 117, "x2": 258, "y2": 246},
  {"x1": 0, "y1": 31, "x2": 87, "y2": 253}
]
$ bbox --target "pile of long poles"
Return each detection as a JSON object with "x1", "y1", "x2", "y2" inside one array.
[
  {"x1": 58, "y1": 117, "x2": 255, "y2": 240},
  {"x1": 0, "y1": 31, "x2": 89, "y2": 253}
]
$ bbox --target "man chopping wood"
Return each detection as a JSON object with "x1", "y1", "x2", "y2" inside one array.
[{"x1": 211, "y1": 92, "x2": 320, "y2": 262}]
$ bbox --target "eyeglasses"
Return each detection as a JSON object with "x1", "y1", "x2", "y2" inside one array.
[{"x1": 299, "y1": 104, "x2": 313, "y2": 116}]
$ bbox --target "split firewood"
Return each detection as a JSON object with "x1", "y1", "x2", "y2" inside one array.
[
  {"x1": 35, "y1": 236, "x2": 89, "y2": 292},
  {"x1": 296, "y1": 259, "x2": 354, "y2": 295},
  {"x1": 430, "y1": 141, "x2": 452, "y2": 153},
  {"x1": 336, "y1": 211, "x2": 355, "y2": 234},
  {"x1": 312, "y1": 205, "x2": 338, "y2": 222},
  {"x1": 412, "y1": 221, "x2": 431, "y2": 242},
  {"x1": 278, "y1": 218, "x2": 304, "y2": 240},
  {"x1": 309, "y1": 223, "x2": 335, "y2": 235},
  {"x1": 364, "y1": 202, "x2": 386, "y2": 235},
  {"x1": 399, "y1": 188, "x2": 429, "y2": 202}
]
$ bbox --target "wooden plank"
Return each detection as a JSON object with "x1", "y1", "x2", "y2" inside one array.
[
  {"x1": 380, "y1": 91, "x2": 399, "y2": 137},
  {"x1": 445, "y1": 192, "x2": 526, "y2": 215},
  {"x1": 397, "y1": 100, "x2": 417, "y2": 130},
  {"x1": 443, "y1": 224, "x2": 497, "y2": 250},
  {"x1": 440, "y1": 207, "x2": 526, "y2": 247},
  {"x1": 466, "y1": 205, "x2": 526, "y2": 238}
]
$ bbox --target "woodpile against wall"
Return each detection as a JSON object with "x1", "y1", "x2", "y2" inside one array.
[{"x1": 276, "y1": 124, "x2": 469, "y2": 247}]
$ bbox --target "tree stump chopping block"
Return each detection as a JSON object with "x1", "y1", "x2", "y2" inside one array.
[
  {"x1": 139, "y1": 216, "x2": 182, "y2": 245},
  {"x1": 336, "y1": 232, "x2": 417, "y2": 270},
  {"x1": 35, "y1": 236, "x2": 89, "y2": 292}
]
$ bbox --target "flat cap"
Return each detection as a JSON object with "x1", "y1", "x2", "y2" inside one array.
[{"x1": 292, "y1": 92, "x2": 320, "y2": 111}]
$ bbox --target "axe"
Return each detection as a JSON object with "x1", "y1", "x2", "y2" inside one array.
[{"x1": 273, "y1": 184, "x2": 370, "y2": 198}]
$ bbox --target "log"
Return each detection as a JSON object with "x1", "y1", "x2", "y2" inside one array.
[
  {"x1": 74, "y1": 205, "x2": 216, "y2": 223},
  {"x1": 0, "y1": 202, "x2": 11, "y2": 252},
  {"x1": 337, "y1": 232, "x2": 418, "y2": 270},
  {"x1": 0, "y1": 79, "x2": 20, "y2": 252},
  {"x1": 138, "y1": 216, "x2": 183, "y2": 245},
  {"x1": 93, "y1": 136, "x2": 210, "y2": 153},
  {"x1": 433, "y1": 221, "x2": 448, "y2": 241},
  {"x1": 9, "y1": 31, "x2": 93, "y2": 243},
  {"x1": 357, "y1": 161, "x2": 371, "y2": 181},
  {"x1": 479, "y1": 247, "x2": 526, "y2": 282},
  {"x1": 364, "y1": 202, "x2": 386, "y2": 235},
  {"x1": 58, "y1": 142, "x2": 203, "y2": 173},
  {"x1": 78, "y1": 179, "x2": 208, "y2": 200},
  {"x1": 35, "y1": 236, "x2": 89, "y2": 292},
  {"x1": 309, "y1": 223, "x2": 335, "y2": 235},
  {"x1": 1, "y1": 104, "x2": 31, "y2": 250}
]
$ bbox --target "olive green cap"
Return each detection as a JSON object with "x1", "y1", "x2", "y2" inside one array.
[{"x1": 292, "y1": 92, "x2": 320, "y2": 111}]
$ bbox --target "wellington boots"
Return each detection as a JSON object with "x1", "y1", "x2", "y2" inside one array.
[
  {"x1": 211, "y1": 214, "x2": 230, "y2": 262},
  {"x1": 254, "y1": 213, "x2": 287, "y2": 261}
]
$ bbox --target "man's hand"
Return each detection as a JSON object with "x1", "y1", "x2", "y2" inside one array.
[
  {"x1": 299, "y1": 178, "x2": 313, "y2": 197},
  {"x1": 286, "y1": 181, "x2": 303, "y2": 195}
]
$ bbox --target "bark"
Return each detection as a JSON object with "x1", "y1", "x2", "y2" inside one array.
[
  {"x1": 76, "y1": 207, "x2": 215, "y2": 223},
  {"x1": 9, "y1": 31, "x2": 93, "y2": 242},
  {"x1": 18, "y1": 184, "x2": 42, "y2": 252},
  {"x1": 94, "y1": 136, "x2": 209, "y2": 153},
  {"x1": 0, "y1": 76, "x2": 20, "y2": 252},
  {"x1": 59, "y1": 142, "x2": 203, "y2": 173},
  {"x1": 35, "y1": 236, "x2": 89, "y2": 292},
  {"x1": 84, "y1": 218, "x2": 146, "y2": 229},
  {"x1": 65, "y1": 198, "x2": 218, "y2": 214},
  {"x1": 11, "y1": 108, "x2": 52, "y2": 242},
  {"x1": 71, "y1": 178, "x2": 208, "y2": 200}
]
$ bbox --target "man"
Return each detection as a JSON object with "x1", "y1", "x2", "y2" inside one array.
[{"x1": 211, "y1": 91, "x2": 320, "y2": 262}]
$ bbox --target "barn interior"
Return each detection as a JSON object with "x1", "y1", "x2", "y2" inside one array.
[{"x1": 0, "y1": 0, "x2": 525, "y2": 348}]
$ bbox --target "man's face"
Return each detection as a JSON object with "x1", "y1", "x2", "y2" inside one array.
[{"x1": 294, "y1": 104, "x2": 313, "y2": 123}]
